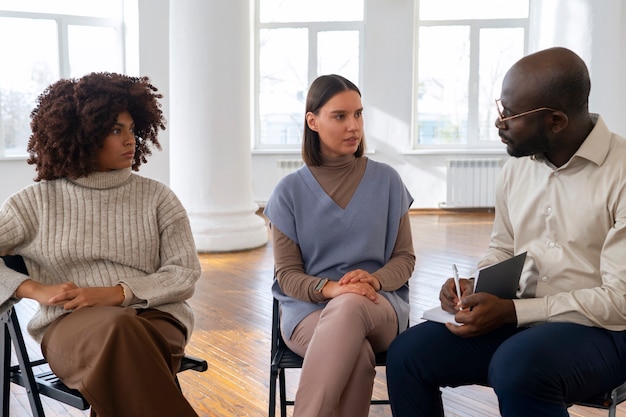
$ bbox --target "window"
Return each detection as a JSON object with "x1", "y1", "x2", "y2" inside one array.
[
  {"x1": 413, "y1": 0, "x2": 529, "y2": 148},
  {"x1": 0, "y1": 0, "x2": 127, "y2": 157},
  {"x1": 255, "y1": 0, "x2": 364, "y2": 149}
]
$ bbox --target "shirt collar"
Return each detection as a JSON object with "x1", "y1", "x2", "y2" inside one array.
[{"x1": 531, "y1": 114, "x2": 610, "y2": 167}]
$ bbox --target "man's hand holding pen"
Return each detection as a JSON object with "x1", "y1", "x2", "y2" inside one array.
[
  {"x1": 439, "y1": 273, "x2": 474, "y2": 314},
  {"x1": 439, "y1": 268, "x2": 517, "y2": 338}
]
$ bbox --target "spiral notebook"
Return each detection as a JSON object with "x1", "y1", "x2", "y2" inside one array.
[{"x1": 421, "y1": 252, "x2": 527, "y2": 325}]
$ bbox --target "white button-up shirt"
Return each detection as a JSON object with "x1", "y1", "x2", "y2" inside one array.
[{"x1": 478, "y1": 115, "x2": 626, "y2": 330}]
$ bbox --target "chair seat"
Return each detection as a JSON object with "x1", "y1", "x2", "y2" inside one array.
[
  {"x1": 6, "y1": 317, "x2": 210, "y2": 413},
  {"x1": 575, "y1": 381, "x2": 626, "y2": 410},
  {"x1": 272, "y1": 345, "x2": 303, "y2": 369},
  {"x1": 179, "y1": 355, "x2": 209, "y2": 373},
  {"x1": 273, "y1": 345, "x2": 388, "y2": 370},
  {"x1": 10, "y1": 366, "x2": 89, "y2": 410}
]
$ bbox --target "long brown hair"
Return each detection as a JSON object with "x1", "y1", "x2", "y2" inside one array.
[{"x1": 301, "y1": 74, "x2": 366, "y2": 166}]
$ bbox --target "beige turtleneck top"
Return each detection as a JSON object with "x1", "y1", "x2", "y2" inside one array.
[{"x1": 0, "y1": 168, "x2": 200, "y2": 342}]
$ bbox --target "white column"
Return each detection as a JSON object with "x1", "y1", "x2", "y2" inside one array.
[{"x1": 169, "y1": 0, "x2": 268, "y2": 252}]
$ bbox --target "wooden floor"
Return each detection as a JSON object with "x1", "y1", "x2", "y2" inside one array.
[{"x1": 8, "y1": 211, "x2": 623, "y2": 416}]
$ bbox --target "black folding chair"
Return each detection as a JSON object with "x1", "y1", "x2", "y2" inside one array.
[
  {"x1": 0, "y1": 254, "x2": 208, "y2": 417},
  {"x1": 268, "y1": 296, "x2": 393, "y2": 417}
]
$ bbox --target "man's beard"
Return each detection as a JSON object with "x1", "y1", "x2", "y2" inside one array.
[{"x1": 506, "y1": 125, "x2": 551, "y2": 158}]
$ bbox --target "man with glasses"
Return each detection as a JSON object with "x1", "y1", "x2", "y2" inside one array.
[{"x1": 386, "y1": 47, "x2": 626, "y2": 416}]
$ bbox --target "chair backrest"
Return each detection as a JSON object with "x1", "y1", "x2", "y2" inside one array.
[
  {"x1": 2, "y1": 255, "x2": 27, "y2": 275},
  {"x1": 270, "y1": 296, "x2": 281, "y2": 356},
  {"x1": 270, "y1": 296, "x2": 303, "y2": 367}
]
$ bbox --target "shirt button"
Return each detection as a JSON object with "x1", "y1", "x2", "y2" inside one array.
[
  {"x1": 541, "y1": 276, "x2": 548, "y2": 282},
  {"x1": 549, "y1": 242, "x2": 556, "y2": 248},
  {"x1": 554, "y1": 172, "x2": 559, "y2": 177},
  {"x1": 547, "y1": 207, "x2": 552, "y2": 214}
]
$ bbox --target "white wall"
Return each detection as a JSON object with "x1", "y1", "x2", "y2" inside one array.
[
  {"x1": 0, "y1": 158, "x2": 37, "y2": 202},
  {"x1": 1, "y1": 0, "x2": 625, "y2": 208},
  {"x1": 133, "y1": 0, "x2": 170, "y2": 185},
  {"x1": 529, "y1": 0, "x2": 626, "y2": 136}
]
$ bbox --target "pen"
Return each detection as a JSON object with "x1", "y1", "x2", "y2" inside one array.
[{"x1": 453, "y1": 264, "x2": 461, "y2": 304}]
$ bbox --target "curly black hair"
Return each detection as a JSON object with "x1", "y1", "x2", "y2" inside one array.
[{"x1": 27, "y1": 72, "x2": 165, "y2": 181}]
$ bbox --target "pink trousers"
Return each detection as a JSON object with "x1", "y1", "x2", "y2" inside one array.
[
  {"x1": 41, "y1": 306, "x2": 199, "y2": 417},
  {"x1": 284, "y1": 293, "x2": 398, "y2": 417}
]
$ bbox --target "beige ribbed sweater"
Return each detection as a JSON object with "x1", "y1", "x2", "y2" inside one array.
[{"x1": 0, "y1": 168, "x2": 200, "y2": 343}]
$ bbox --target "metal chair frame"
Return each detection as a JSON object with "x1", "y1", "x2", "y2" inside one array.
[
  {"x1": 574, "y1": 382, "x2": 626, "y2": 417},
  {"x1": 0, "y1": 255, "x2": 207, "y2": 417},
  {"x1": 268, "y1": 296, "x2": 391, "y2": 417}
]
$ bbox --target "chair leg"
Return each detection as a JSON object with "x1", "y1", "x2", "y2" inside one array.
[
  {"x1": 1, "y1": 320, "x2": 11, "y2": 417},
  {"x1": 268, "y1": 369, "x2": 277, "y2": 417},
  {"x1": 278, "y1": 368, "x2": 287, "y2": 417},
  {"x1": 6, "y1": 309, "x2": 45, "y2": 417},
  {"x1": 608, "y1": 387, "x2": 618, "y2": 417}
]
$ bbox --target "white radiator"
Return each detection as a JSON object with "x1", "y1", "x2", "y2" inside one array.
[
  {"x1": 444, "y1": 158, "x2": 503, "y2": 208},
  {"x1": 276, "y1": 159, "x2": 304, "y2": 176}
]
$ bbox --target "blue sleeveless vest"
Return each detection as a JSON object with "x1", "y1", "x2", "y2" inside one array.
[{"x1": 265, "y1": 158, "x2": 412, "y2": 339}]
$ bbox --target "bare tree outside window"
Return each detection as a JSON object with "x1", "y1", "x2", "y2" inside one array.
[
  {"x1": 0, "y1": 1, "x2": 125, "y2": 156},
  {"x1": 256, "y1": 0, "x2": 363, "y2": 149},
  {"x1": 414, "y1": 0, "x2": 529, "y2": 148}
]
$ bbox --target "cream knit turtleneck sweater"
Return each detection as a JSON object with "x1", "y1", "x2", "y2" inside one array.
[{"x1": 0, "y1": 168, "x2": 200, "y2": 343}]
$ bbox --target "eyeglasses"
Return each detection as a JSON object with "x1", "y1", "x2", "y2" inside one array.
[{"x1": 495, "y1": 99, "x2": 560, "y2": 122}]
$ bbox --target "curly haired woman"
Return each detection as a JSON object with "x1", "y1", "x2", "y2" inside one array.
[{"x1": 0, "y1": 72, "x2": 201, "y2": 417}]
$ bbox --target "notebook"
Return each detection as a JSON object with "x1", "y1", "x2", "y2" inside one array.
[
  {"x1": 421, "y1": 252, "x2": 528, "y2": 325},
  {"x1": 473, "y1": 251, "x2": 527, "y2": 298}
]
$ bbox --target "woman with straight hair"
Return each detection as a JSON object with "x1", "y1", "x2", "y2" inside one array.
[{"x1": 265, "y1": 74, "x2": 415, "y2": 417}]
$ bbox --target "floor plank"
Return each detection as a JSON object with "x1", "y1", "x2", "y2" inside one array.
[{"x1": 8, "y1": 211, "x2": 624, "y2": 416}]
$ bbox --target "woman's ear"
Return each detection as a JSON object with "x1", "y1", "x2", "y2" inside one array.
[{"x1": 306, "y1": 112, "x2": 318, "y2": 132}]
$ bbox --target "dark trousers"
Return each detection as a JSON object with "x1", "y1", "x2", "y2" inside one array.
[
  {"x1": 41, "y1": 306, "x2": 199, "y2": 417},
  {"x1": 386, "y1": 320, "x2": 626, "y2": 417}
]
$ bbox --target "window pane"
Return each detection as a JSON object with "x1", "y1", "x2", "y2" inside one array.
[
  {"x1": 0, "y1": 17, "x2": 59, "y2": 155},
  {"x1": 416, "y1": 26, "x2": 469, "y2": 145},
  {"x1": 0, "y1": 0, "x2": 122, "y2": 17},
  {"x1": 68, "y1": 25, "x2": 122, "y2": 77},
  {"x1": 259, "y1": 28, "x2": 308, "y2": 146},
  {"x1": 420, "y1": 0, "x2": 529, "y2": 20},
  {"x1": 260, "y1": 0, "x2": 363, "y2": 23},
  {"x1": 317, "y1": 31, "x2": 359, "y2": 85},
  {"x1": 478, "y1": 28, "x2": 525, "y2": 142}
]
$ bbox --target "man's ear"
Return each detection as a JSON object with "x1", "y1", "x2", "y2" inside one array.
[
  {"x1": 306, "y1": 112, "x2": 318, "y2": 132},
  {"x1": 550, "y1": 111, "x2": 569, "y2": 133}
]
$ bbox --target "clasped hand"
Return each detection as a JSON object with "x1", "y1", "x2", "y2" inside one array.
[
  {"x1": 18, "y1": 279, "x2": 124, "y2": 311},
  {"x1": 439, "y1": 277, "x2": 516, "y2": 338},
  {"x1": 324, "y1": 269, "x2": 381, "y2": 303}
]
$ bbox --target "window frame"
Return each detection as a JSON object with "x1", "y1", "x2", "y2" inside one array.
[
  {"x1": 0, "y1": 5, "x2": 126, "y2": 158},
  {"x1": 253, "y1": 0, "x2": 364, "y2": 151},
  {"x1": 410, "y1": 7, "x2": 529, "y2": 152}
]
